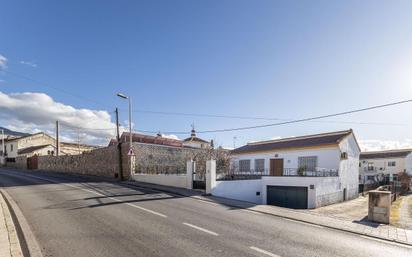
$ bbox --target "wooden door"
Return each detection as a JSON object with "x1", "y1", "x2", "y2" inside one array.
[{"x1": 270, "y1": 159, "x2": 284, "y2": 176}]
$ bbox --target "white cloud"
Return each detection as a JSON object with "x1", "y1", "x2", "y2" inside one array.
[
  {"x1": 0, "y1": 91, "x2": 117, "y2": 145},
  {"x1": 20, "y1": 60, "x2": 37, "y2": 68},
  {"x1": 359, "y1": 139, "x2": 412, "y2": 151},
  {"x1": 161, "y1": 134, "x2": 179, "y2": 140},
  {"x1": 0, "y1": 54, "x2": 7, "y2": 70}
]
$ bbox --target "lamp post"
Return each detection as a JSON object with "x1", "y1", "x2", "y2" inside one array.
[{"x1": 117, "y1": 93, "x2": 134, "y2": 176}]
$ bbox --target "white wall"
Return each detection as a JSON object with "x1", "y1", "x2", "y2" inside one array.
[
  {"x1": 338, "y1": 134, "x2": 360, "y2": 200},
  {"x1": 5, "y1": 141, "x2": 18, "y2": 158},
  {"x1": 406, "y1": 153, "x2": 412, "y2": 175},
  {"x1": 212, "y1": 180, "x2": 262, "y2": 204},
  {"x1": 132, "y1": 174, "x2": 189, "y2": 188},
  {"x1": 359, "y1": 157, "x2": 407, "y2": 176},
  {"x1": 231, "y1": 146, "x2": 341, "y2": 173}
]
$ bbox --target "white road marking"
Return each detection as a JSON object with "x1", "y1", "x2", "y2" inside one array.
[
  {"x1": 250, "y1": 246, "x2": 281, "y2": 257},
  {"x1": 125, "y1": 203, "x2": 168, "y2": 218},
  {"x1": 360, "y1": 235, "x2": 412, "y2": 249},
  {"x1": 19, "y1": 173, "x2": 168, "y2": 218},
  {"x1": 183, "y1": 222, "x2": 219, "y2": 236},
  {"x1": 282, "y1": 218, "x2": 323, "y2": 229}
]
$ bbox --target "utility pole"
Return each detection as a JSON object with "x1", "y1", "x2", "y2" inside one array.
[
  {"x1": 115, "y1": 107, "x2": 124, "y2": 180},
  {"x1": 233, "y1": 136, "x2": 237, "y2": 149},
  {"x1": 1, "y1": 129, "x2": 5, "y2": 163},
  {"x1": 77, "y1": 128, "x2": 81, "y2": 155},
  {"x1": 56, "y1": 120, "x2": 60, "y2": 156}
]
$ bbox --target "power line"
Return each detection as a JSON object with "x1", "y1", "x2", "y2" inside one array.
[
  {"x1": 136, "y1": 99, "x2": 412, "y2": 135},
  {"x1": 59, "y1": 122, "x2": 116, "y2": 131},
  {"x1": 120, "y1": 109, "x2": 404, "y2": 126}
]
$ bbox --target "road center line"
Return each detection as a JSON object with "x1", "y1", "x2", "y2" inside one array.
[
  {"x1": 282, "y1": 218, "x2": 323, "y2": 229},
  {"x1": 250, "y1": 246, "x2": 281, "y2": 257},
  {"x1": 182, "y1": 222, "x2": 219, "y2": 236},
  {"x1": 19, "y1": 173, "x2": 168, "y2": 218},
  {"x1": 125, "y1": 203, "x2": 168, "y2": 218}
]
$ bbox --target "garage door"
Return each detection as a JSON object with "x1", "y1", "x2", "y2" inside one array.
[{"x1": 267, "y1": 186, "x2": 308, "y2": 209}]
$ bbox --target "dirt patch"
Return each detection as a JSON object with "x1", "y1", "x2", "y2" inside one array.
[
  {"x1": 390, "y1": 197, "x2": 402, "y2": 226},
  {"x1": 309, "y1": 195, "x2": 368, "y2": 222}
]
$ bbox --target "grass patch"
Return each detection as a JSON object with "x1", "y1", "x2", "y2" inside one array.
[{"x1": 408, "y1": 195, "x2": 412, "y2": 217}]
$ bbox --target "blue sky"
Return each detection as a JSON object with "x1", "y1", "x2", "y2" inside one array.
[{"x1": 1, "y1": 0, "x2": 412, "y2": 149}]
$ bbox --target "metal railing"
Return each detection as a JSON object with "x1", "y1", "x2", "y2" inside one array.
[
  {"x1": 217, "y1": 167, "x2": 338, "y2": 180},
  {"x1": 283, "y1": 168, "x2": 339, "y2": 177}
]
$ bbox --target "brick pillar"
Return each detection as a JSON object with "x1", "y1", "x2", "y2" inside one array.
[
  {"x1": 186, "y1": 160, "x2": 195, "y2": 189},
  {"x1": 206, "y1": 160, "x2": 216, "y2": 195}
]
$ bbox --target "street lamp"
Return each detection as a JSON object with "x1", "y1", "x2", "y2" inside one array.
[{"x1": 117, "y1": 92, "x2": 134, "y2": 175}]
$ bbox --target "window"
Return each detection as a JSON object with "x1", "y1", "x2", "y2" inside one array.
[
  {"x1": 298, "y1": 156, "x2": 317, "y2": 171},
  {"x1": 340, "y1": 152, "x2": 348, "y2": 160},
  {"x1": 388, "y1": 161, "x2": 396, "y2": 167},
  {"x1": 367, "y1": 163, "x2": 374, "y2": 171},
  {"x1": 10, "y1": 144, "x2": 13, "y2": 152},
  {"x1": 367, "y1": 175, "x2": 375, "y2": 181},
  {"x1": 254, "y1": 159, "x2": 265, "y2": 172},
  {"x1": 239, "y1": 160, "x2": 251, "y2": 172}
]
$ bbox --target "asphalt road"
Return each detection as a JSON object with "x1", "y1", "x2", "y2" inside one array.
[{"x1": 0, "y1": 168, "x2": 411, "y2": 257}]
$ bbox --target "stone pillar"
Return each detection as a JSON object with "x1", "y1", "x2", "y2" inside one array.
[
  {"x1": 368, "y1": 190, "x2": 391, "y2": 224},
  {"x1": 206, "y1": 160, "x2": 216, "y2": 195},
  {"x1": 186, "y1": 160, "x2": 194, "y2": 190}
]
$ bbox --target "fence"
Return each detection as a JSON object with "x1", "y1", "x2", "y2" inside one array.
[{"x1": 218, "y1": 167, "x2": 339, "y2": 181}]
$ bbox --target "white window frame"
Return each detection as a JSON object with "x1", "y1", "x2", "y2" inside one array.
[
  {"x1": 239, "y1": 160, "x2": 251, "y2": 173},
  {"x1": 254, "y1": 159, "x2": 265, "y2": 173},
  {"x1": 298, "y1": 156, "x2": 318, "y2": 172}
]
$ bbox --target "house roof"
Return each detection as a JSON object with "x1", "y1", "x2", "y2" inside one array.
[
  {"x1": 6, "y1": 132, "x2": 53, "y2": 142},
  {"x1": 183, "y1": 136, "x2": 209, "y2": 144},
  {"x1": 60, "y1": 142, "x2": 98, "y2": 149},
  {"x1": 115, "y1": 132, "x2": 184, "y2": 147},
  {"x1": 18, "y1": 144, "x2": 54, "y2": 155},
  {"x1": 360, "y1": 149, "x2": 412, "y2": 160},
  {"x1": 232, "y1": 130, "x2": 355, "y2": 154}
]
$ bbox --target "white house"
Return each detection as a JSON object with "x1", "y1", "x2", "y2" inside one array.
[
  {"x1": 0, "y1": 132, "x2": 97, "y2": 161},
  {"x1": 359, "y1": 149, "x2": 412, "y2": 185},
  {"x1": 212, "y1": 129, "x2": 360, "y2": 209}
]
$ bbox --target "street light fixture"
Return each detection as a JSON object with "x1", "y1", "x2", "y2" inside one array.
[{"x1": 117, "y1": 92, "x2": 134, "y2": 176}]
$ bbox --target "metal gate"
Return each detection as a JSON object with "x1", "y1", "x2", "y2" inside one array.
[
  {"x1": 267, "y1": 186, "x2": 308, "y2": 209},
  {"x1": 27, "y1": 155, "x2": 38, "y2": 170},
  {"x1": 192, "y1": 170, "x2": 206, "y2": 190}
]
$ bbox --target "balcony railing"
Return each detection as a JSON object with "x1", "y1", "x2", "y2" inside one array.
[
  {"x1": 218, "y1": 167, "x2": 339, "y2": 180},
  {"x1": 283, "y1": 168, "x2": 339, "y2": 177}
]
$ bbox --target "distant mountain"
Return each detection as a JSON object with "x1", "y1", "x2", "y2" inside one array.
[{"x1": 0, "y1": 127, "x2": 31, "y2": 137}]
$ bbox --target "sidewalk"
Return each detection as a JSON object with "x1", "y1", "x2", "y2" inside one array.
[
  {"x1": 0, "y1": 192, "x2": 23, "y2": 257},
  {"x1": 123, "y1": 180, "x2": 412, "y2": 246}
]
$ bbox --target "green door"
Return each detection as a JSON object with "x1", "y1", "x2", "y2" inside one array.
[{"x1": 267, "y1": 186, "x2": 308, "y2": 209}]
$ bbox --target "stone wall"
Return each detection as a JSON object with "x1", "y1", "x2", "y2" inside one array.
[
  {"x1": 6, "y1": 156, "x2": 27, "y2": 169},
  {"x1": 32, "y1": 142, "x2": 229, "y2": 180},
  {"x1": 128, "y1": 143, "x2": 230, "y2": 177},
  {"x1": 38, "y1": 145, "x2": 122, "y2": 179}
]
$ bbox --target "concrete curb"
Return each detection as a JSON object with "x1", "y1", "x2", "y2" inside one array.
[
  {"x1": 122, "y1": 181, "x2": 412, "y2": 248},
  {"x1": 0, "y1": 191, "x2": 23, "y2": 257},
  {"x1": 0, "y1": 189, "x2": 43, "y2": 257}
]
